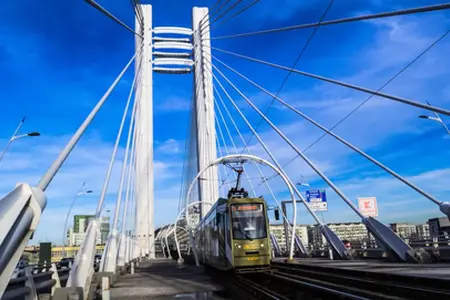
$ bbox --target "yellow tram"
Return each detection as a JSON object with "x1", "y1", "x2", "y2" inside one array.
[{"x1": 195, "y1": 187, "x2": 272, "y2": 273}]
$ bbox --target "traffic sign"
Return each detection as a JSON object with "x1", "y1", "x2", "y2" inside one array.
[
  {"x1": 305, "y1": 189, "x2": 327, "y2": 212},
  {"x1": 358, "y1": 197, "x2": 378, "y2": 217}
]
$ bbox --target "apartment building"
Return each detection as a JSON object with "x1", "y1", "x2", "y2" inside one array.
[
  {"x1": 269, "y1": 223, "x2": 309, "y2": 251},
  {"x1": 308, "y1": 222, "x2": 369, "y2": 247},
  {"x1": 390, "y1": 223, "x2": 417, "y2": 238}
]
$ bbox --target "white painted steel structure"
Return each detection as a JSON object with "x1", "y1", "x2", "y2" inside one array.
[
  {"x1": 192, "y1": 7, "x2": 218, "y2": 219},
  {"x1": 182, "y1": 154, "x2": 297, "y2": 262},
  {"x1": 134, "y1": 4, "x2": 154, "y2": 258},
  {"x1": 1, "y1": 2, "x2": 450, "y2": 299}
]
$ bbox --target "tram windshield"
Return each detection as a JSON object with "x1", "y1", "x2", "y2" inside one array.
[{"x1": 231, "y1": 203, "x2": 267, "y2": 240}]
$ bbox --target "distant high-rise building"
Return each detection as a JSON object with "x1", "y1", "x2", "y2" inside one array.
[
  {"x1": 73, "y1": 215, "x2": 95, "y2": 233},
  {"x1": 428, "y1": 217, "x2": 450, "y2": 237},
  {"x1": 269, "y1": 224, "x2": 309, "y2": 251},
  {"x1": 390, "y1": 223, "x2": 417, "y2": 239},
  {"x1": 100, "y1": 216, "x2": 110, "y2": 244},
  {"x1": 69, "y1": 214, "x2": 108, "y2": 246},
  {"x1": 308, "y1": 222, "x2": 371, "y2": 248},
  {"x1": 416, "y1": 223, "x2": 430, "y2": 238}
]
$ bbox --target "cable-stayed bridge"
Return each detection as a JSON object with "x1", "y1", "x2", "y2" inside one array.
[{"x1": 1, "y1": 1, "x2": 450, "y2": 299}]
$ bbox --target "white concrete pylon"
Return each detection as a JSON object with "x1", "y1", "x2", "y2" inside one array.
[
  {"x1": 135, "y1": 3, "x2": 154, "y2": 258},
  {"x1": 192, "y1": 7, "x2": 218, "y2": 219}
]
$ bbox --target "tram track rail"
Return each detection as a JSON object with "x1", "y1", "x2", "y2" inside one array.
[
  {"x1": 238, "y1": 271, "x2": 370, "y2": 300},
  {"x1": 269, "y1": 261, "x2": 450, "y2": 299},
  {"x1": 204, "y1": 264, "x2": 291, "y2": 299},
  {"x1": 203, "y1": 258, "x2": 450, "y2": 299},
  {"x1": 229, "y1": 274, "x2": 290, "y2": 300}
]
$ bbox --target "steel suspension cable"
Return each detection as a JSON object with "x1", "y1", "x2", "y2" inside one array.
[
  {"x1": 110, "y1": 68, "x2": 139, "y2": 233},
  {"x1": 212, "y1": 72, "x2": 316, "y2": 208},
  {"x1": 202, "y1": 0, "x2": 261, "y2": 36},
  {"x1": 127, "y1": 40, "x2": 143, "y2": 247},
  {"x1": 201, "y1": 0, "x2": 244, "y2": 32},
  {"x1": 198, "y1": 0, "x2": 231, "y2": 32},
  {"x1": 213, "y1": 86, "x2": 294, "y2": 227},
  {"x1": 212, "y1": 73, "x2": 309, "y2": 257},
  {"x1": 117, "y1": 78, "x2": 139, "y2": 244},
  {"x1": 208, "y1": 3, "x2": 450, "y2": 40},
  {"x1": 211, "y1": 61, "x2": 365, "y2": 218},
  {"x1": 296, "y1": 29, "x2": 450, "y2": 162},
  {"x1": 131, "y1": 0, "x2": 143, "y2": 26},
  {"x1": 136, "y1": 0, "x2": 145, "y2": 23},
  {"x1": 215, "y1": 135, "x2": 231, "y2": 194},
  {"x1": 178, "y1": 80, "x2": 195, "y2": 213},
  {"x1": 129, "y1": 158, "x2": 137, "y2": 244},
  {"x1": 84, "y1": 0, "x2": 143, "y2": 38},
  {"x1": 120, "y1": 98, "x2": 138, "y2": 264},
  {"x1": 38, "y1": 55, "x2": 135, "y2": 191},
  {"x1": 242, "y1": 0, "x2": 334, "y2": 149},
  {"x1": 212, "y1": 56, "x2": 443, "y2": 206},
  {"x1": 100, "y1": 56, "x2": 142, "y2": 271},
  {"x1": 210, "y1": 47, "x2": 450, "y2": 116},
  {"x1": 215, "y1": 98, "x2": 257, "y2": 197},
  {"x1": 122, "y1": 103, "x2": 138, "y2": 238},
  {"x1": 215, "y1": 115, "x2": 236, "y2": 188},
  {"x1": 251, "y1": 28, "x2": 450, "y2": 185}
]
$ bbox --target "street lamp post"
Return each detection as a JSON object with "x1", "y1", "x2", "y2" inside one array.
[
  {"x1": 296, "y1": 182, "x2": 310, "y2": 188},
  {"x1": 0, "y1": 116, "x2": 41, "y2": 163},
  {"x1": 418, "y1": 101, "x2": 450, "y2": 137},
  {"x1": 62, "y1": 182, "x2": 93, "y2": 258}
]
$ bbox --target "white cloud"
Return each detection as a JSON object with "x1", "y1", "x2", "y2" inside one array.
[
  {"x1": 273, "y1": 167, "x2": 450, "y2": 226},
  {"x1": 155, "y1": 138, "x2": 184, "y2": 155},
  {"x1": 212, "y1": 13, "x2": 450, "y2": 227},
  {"x1": 0, "y1": 132, "x2": 186, "y2": 244},
  {"x1": 4, "y1": 6, "x2": 450, "y2": 247}
]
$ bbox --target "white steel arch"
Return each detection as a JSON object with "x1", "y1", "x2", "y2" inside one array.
[
  {"x1": 173, "y1": 200, "x2": 207, "y2": 266},
  {"x1": 184, "y1": 154, "x2": 297, "y2": 261}
]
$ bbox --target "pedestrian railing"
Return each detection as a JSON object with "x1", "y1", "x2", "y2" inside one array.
[{"x1": 2, "y1": 262, "x2": 70, "y2": 300}]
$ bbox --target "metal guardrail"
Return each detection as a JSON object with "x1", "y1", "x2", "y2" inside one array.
[
  {"x1": 275, "y1": 235, "x2": 450, "y2": 261},
  {"x1": 2, "y1": 262, "x2": 70, "y2": 300}
]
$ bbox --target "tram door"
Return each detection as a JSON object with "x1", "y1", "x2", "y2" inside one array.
[
  {"x1": 217, "y1": 213, "x2": 226, "y2": 267},
  {"x1": 212, "y1": 216, "x2": 219, "y2": 258},
  {"x1": 224, "y1": 213, "x2": 232, "y2": 266}
]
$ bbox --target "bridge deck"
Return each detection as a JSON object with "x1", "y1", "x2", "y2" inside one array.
[
  {"x1": 273, "y1": 258, "x2": 450, "y2": 279},
  {"x1": 111, "y1": 259, "x2": 226, "y2": 299}
]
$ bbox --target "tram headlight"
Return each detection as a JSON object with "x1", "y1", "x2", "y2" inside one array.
[
  {"x1": 234, "y1": 244, "x2": 241, "y2": 249},
  {"x1": 260, "y1": 243, "x2": 264, "y2": 248}
]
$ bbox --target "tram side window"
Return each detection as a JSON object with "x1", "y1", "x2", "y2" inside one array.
[{"x1": 231, "y1": 203, "x2": 267, "y2": 240}]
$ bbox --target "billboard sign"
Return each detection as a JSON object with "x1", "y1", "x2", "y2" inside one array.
[
  {"x1": 358, "y1": 197, "x2": 378, "y2": 217},
  {"x1": 305, "y1": 189, "x2": 328, "y2": 212}
]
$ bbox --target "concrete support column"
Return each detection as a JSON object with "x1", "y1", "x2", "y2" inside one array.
[
  {"x1": 135, "y1": 4, "x2": 154, "y2": 258},
  {"x1": 192, "y1": 7, "x2": 218, "y2": 219}
]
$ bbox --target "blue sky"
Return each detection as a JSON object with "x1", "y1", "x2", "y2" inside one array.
[{"x1": 0, "y1": 0, "x2": 449, "y2": 244}]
